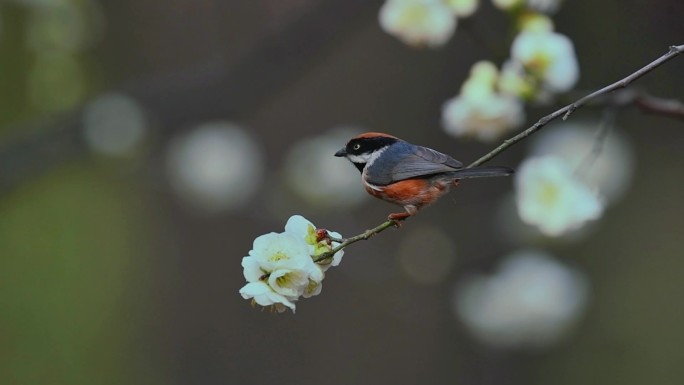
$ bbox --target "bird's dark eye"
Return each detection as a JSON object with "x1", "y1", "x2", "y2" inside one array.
[{"x1": 352, "y1": 143, "x2": 361, "y2": 151}]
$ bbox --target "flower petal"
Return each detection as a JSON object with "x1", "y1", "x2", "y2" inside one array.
[{"x1": 239, "y1": 282, "x2": 296, "y2": 312}]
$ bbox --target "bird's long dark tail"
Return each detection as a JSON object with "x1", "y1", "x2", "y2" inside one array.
[{"x1": 449, "y1": 166, "x2": 514, "y2": 179}]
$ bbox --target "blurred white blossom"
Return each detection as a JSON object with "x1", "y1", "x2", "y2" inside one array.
[
  {"x1": 526, "y1": 0, "x2": 563, "y2": 14},
  {"x1": 491, "y1": 0, "x2": 562, "y2": 13},
  {"x1": 491, "y1": 0, "x2": 523, "y2": 11},
  {"x1": 455, "y1": 250, "x2": 589, "y2": 348},
  {"x1": 518, "y1": 12, "x2": 554, "y2": 32},
  {"x1": 443, "y1": 61, "x2": 525, "y2": 141},
  {"x1": 284, "y1": 129, "x2": 368, "y2": 209},
  {"x1": 379, "y1": 0, "x2": 456, "y2": 48},
  {"x1": 445, "y1": 0, "x2": 479, "y2": 17},
  {"x1": 83, "y1": 93, "x2": 147, "y2": 156},
  {"x1": 498, "y1": 60, "x2": 537, "y2": 100},
  {"x1": 530, "y1": 122, "x2": 634, "y2": 204},
  {"x1": 511, "y1": 30, "x2": 579, "y2": 94},
  {"x1": 516, "y1": 156, "x2": 603, "y2": 237},
  {"x1": 240, "y1": 215, "x2": 344, "y2": 313},
  {"x1": 166, "y1": 122, "x2": 264, "y2": 213}
]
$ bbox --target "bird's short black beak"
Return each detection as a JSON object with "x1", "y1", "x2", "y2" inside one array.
[{"x1": 334, "y1": 148, "x2": 347, "y2": 157}]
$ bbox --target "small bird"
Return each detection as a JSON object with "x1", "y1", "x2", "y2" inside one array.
[{"x1": 334, "y1": 132, "x2": 513, "y2": 221}]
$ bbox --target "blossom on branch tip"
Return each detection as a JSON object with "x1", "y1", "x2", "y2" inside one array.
[
  {"x1": 239, "y1": 215, "x2": 344, "y2": 313},
  {"x1": 284, "y1": 215, "x2": 344, "y2": 271},
  {"x1": 379, "y1": 0, "x2": 456, "y2": 48},
  {"x1": 515, "y1": 156, "x2": 604, "y2": 236}
]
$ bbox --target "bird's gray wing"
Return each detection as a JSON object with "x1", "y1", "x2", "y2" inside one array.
[
  {"x1": 364, "y1": 143, "x2": 464, "y2": 185},
  {"x1": 387, "y1": 145, "x2": 463, "y2": 183}
]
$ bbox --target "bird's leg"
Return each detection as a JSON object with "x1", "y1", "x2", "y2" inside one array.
[
  {"x1": 387, "y1": 205, "x2": 418, "y2": 224},
  {"x1": 388, "y1": 212, "x2": 411, "y2": 221}
]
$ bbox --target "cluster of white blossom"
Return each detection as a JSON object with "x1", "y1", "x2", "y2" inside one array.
[
  {"x1": 442, "y1": 61, "x2": 526, "y2": 141},
  {"x1": 379, "y1": 0, "x2": 479, "y2": 47},
  {"x1": 378, "y1": 0, "x2": 577, "y2": 141},
  {"x1": 502, "y1": 16, "x2": 579, "y2": 102},
  {"x1": 378, "y1": 0, "x2": 566, "y2": 48},
  {"x1": 239, "y1": 215, "x2": 344, "y2": 313},
  {"x1": 443, "y1": 13, "x2": 578, "y2": 140}
]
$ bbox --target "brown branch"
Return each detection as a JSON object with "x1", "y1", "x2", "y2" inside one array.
[
  {"x1": 620, "y1": 90, "x2": 684, "y2": 119},
  {"x1": 468, "y1": 44, "x2": 684, "y2": 168}
]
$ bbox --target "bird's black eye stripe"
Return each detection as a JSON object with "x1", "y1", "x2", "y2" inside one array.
[{"x1": 347, "y1": 136, "x2": 398, "y2": 154}]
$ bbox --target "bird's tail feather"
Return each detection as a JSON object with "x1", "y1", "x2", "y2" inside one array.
[{"x1": 449, "y1": 166, "x2": 514, "y2": 179}]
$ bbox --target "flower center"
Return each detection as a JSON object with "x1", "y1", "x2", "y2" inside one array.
[
  {"x1": 399, "y1": 4, "x2": 428, "y2": 27},
  {"x1": 270, "y1": 251, "x2": 289, "y2": 262},
  {"x1": 275, "y1": 274, "x2": 291, "y2": 287},
  {"x1": 539, "y1": 181, "x2": 560, "y2": 205}
]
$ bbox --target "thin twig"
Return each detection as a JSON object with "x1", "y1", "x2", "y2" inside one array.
[
  {"x1": 313, "y1": 220, "x2": 398, "y2": 263},
  {"x1": 468, "y1": 44, "x2": 684, "y2": 169},
  {"x1": 574, "y1": 108, "x2": 615, "y2": 175}
]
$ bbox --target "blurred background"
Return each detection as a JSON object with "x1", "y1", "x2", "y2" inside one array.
[{"x1": 1, "y1": 1, "x2": 683, "y2": 384}]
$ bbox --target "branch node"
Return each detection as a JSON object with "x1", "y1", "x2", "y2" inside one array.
[{"x1": 562, "y1": 106, "x2": 575, "y2": 120}]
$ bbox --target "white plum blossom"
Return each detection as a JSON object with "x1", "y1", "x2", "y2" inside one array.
[
  {"x1": 379, "y1": 0, "x2": 456, "y2": 48},
  {"x1": 516, "y1": 156, "x2": 604, "y2": 237},
  {"x1": 239, "y1": 282, "x2": 296, "y2": 313},
  {"x1": 239, "y1": 215, "x2": 344, "y2": 313},
  {"x1": 454, "y1": 250, "x2": 589, "y2": 348},
  {"x1": 498, "y1": 59, "x2": 538, "y2": 100},
  {"x1": 510, "y1": 30, "x2": 579, "y2": 94},
  {"x1": 442, "y1": 61, "x2": 525, "y2": 141},
  {"x1": 530, "y1": 123, "x2": 634, "y2": 204},
  {"x1": 491, "y1": 0, "x2": 562, "y2": 13},
  {"x1": 491, "y1": 0, "x2": 523, "y2": 11},
  {"x1": 445, "y1": 0, "x2": 480, "y2": 17},
  {"x1": 166, "y1": 122, "x2": 264, "y2": 213},
  {"x1": 240, "y1": 231, "x2": 318, "y2": 312},
  {"x1": 284, "y1": 215, "x2": 344, "y2": 298},
  {"x1": 284, "y1": 215, "x2": 344, "y2": 271}
]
